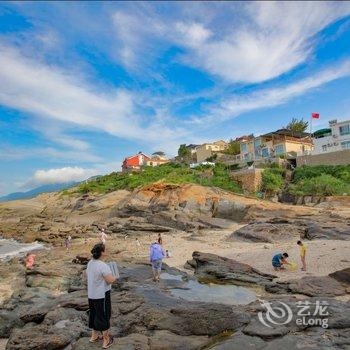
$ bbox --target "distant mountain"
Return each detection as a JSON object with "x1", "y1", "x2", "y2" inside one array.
[{"x1": 0, "y1": 182, "x2": 78, "y2": 202}]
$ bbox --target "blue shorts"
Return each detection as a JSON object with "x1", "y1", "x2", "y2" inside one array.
[
  {"x1": 272, "y1": 260, "x2": 281, "y2": 268},
  {"x1": 151, "y1": 259, "x2": 162, "y2": 271}
]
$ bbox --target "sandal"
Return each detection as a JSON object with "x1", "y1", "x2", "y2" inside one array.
[
  {"x1": 89, "y1": 336, "x2": 102, "y2": 343},
  {"x1": 102, "y1": 336, "x2": 114, "y2": 349}
]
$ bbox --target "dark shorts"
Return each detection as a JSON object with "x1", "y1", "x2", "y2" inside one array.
[
  {"x1": 88, "y1": 290, "x2": 111, "y2": 331},
  {"x1": 151, "y1": 259, "x2": 162, "y2": 271},
  {"x1": 272, "y1": 260, "x2": 281, "y2": 268}
]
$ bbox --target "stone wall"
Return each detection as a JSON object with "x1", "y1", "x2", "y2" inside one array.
[
  {"x1": 231, "y1": 168, "x2": 263, "y2": 193},
  {"x1": 297, "y1": 149, "x2": 350, "y2": 166}
]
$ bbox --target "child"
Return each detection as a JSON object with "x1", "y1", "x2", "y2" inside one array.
[
  {"x1": 25, "y1": 252, "x2": 36, "y2": 269},
  {"x1": 297, "y1": 240, "x2": 307, "y2": 271},
  {"x1": 272, "y1": 252, "x2": 289, "y2": 271}
]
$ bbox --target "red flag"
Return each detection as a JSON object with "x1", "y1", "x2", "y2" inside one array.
[{"x1": 311, "y1": 112, "x2": 319, "y2": 119}]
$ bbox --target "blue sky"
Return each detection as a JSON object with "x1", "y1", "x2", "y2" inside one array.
[{"x1": 1, "y1": 1, "x2": 350, "y2": 195}]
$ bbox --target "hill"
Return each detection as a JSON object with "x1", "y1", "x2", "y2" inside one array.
[
  {"x1": 0, "y1": 182, "x2": 77, "y2": 202},
  {"x1": 76, "y1": 163, "x2": 242, "y2": 194}
]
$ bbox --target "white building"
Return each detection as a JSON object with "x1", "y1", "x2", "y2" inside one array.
[{"x1": 312, "y1": 119, "x2": 350, "y2": 154}]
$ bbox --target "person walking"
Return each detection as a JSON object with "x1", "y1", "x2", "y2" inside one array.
[
  {"x1": 86, "y1": 243, "x2": 116, "y2": 349},
  {"x1": 149, "y1": 237, "x2": 165, "y2": 282},
  {"x1": 100, "y1": 228, "x2": 107, "y2": 245},
  {"x1": 297, "y1": 240, "x2": 307, "y2": 271}
]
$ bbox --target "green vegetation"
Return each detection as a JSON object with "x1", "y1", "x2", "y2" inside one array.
[
  {"x1": 293, "y1": 165, "x2": 350, "y2": 183},
  {"x1": 178, "y1": 144, "x2": 190, "y2": 158},
  {"x1": 76, "y1": 163, "x2": 242, "y2": 194},
  {"x1": 261, "y1": 166, "x2": 284, "y2": 194},
  {"x1": 285, "y1": 117, "x2": 309, "y2": 133},
  {"x1": 289, "y1": 165, "x2": 350, "y2": 196},
  {"x1": 222, "y1": 139, "x2": 240, "y2": 155},
  {"x1": 289, "y1": 174, "x2": 350, "y2": 196}
]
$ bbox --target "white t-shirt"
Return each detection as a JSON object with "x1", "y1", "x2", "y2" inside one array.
[{"x1": 87, "y1": 259, "x2": 112, "y2": 299}]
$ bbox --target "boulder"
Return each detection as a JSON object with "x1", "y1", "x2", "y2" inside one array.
[
  {"x1": 230, "y1": 222, "x2": 305, "y2": 243},
  {"x1": 6, "y1": 325, "x2": 73, "y2": 350},
  {"x1": 192, "y1": 252, "x2": 276, "y2": 286},
  {"x1": 303, "y1": 222, "x2": 350, "y2": 240},
  {"x1": 329, "y1": 267, "x2": 350, "y2": 285},
  {"x1": 213, "y1": 199, "x2": 248, "y2": 222}
]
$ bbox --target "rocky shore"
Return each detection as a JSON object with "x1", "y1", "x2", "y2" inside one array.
[{"x1": 0, "y1": 184, "x2": 349, "y2": 349}]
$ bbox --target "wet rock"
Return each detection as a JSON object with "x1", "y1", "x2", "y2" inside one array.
[
  {"x1": 149, "y1": 330, "x2": 209, "y2": 350},
  {"x1": 210, "y1": 331, "x2": 265, "y2": 350},
  {"x1": 287, "y1": 276, "x2": 347, "y2": 297},
  {"x1": 0, "y1": 310, "x2": 23, "y2": 337},
  {"x1": 73, "y1": 333, "x2": 150, "y2": 350},
  {"x1": 192, "y1": 252, "x2": 276, "y2": 286},
  {"x1": 166, "y1": 304, "x2": 250, "y2": 336},
  {"x1": 243, "y1": 318, "x2": 289, "y2": 339}
]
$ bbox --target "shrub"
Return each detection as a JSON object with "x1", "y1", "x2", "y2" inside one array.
[
  {"x1": 75, "y1": 162, "x2": 242, "y2": 194},
  {"x1": 293, "y1": 165, "x2": 350, "y2": 182},
  {"x1": 289, "y1": 174, "x2": 349, "y2": 196},
  {"x1": 261, "y1": 169, "x2": 284, "y2": 194}
]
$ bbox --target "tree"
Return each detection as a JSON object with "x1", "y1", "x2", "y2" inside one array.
[
  {"x1": 178, "y1": 144, "x2": 190, "y2": 158},
  {"x1": 222, "y1": 139, "x2": 240, "y2": 155},
  {"x1": 152, "y1": 151, "x2": 166, "y2": 157},
  {"x1": 285, "y1": 118, "x2": 309, "y2": 133}
]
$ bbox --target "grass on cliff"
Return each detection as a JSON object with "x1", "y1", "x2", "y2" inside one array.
[
  {"x1": 76, "y1": 163, "x2": 242, "y2": 194},
  {"x1": 289, "y1": 165, "x2": 350, "y2": 196}
]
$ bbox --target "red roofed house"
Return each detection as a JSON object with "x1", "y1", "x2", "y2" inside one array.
[{"x1": 122, "y1": 152, "x2": 151, "y2": 172}]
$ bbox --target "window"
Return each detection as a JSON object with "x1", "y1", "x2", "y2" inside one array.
[
  {"x1": 275, "y1": 144, "x2": 285, "y2": 155},
  {"x1": 341, "y1": 141, "x2": 350, "y2": 149},
  {"x1": 254, "y1": 138, "x2": 261, "y2": 148},
  {"x1": 322, "y1": 145, "x2": 327, "y2": 152},
  {"x1": 261, "y1": 148, "x2": 269, "y2": 157},
  {"x1": 339, "y1": 124, "x2": 350, "y2": 136},
  {"x1": 241, "y1": 143, "x2": 248, "y2": 153}
]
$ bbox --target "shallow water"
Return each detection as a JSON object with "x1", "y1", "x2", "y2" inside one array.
[
  {"x1": 0, "y1": 239, "x2": 44, "y2": 260},
  {"x1": 161, "y1": 273, "x2": 257, "y2": 305}
]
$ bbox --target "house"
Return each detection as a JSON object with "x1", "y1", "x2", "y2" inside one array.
[
  {"x1": 144, "y1": 153, "x2": 170, "y2": 167},
  {"x1": 122, "y1": 152, "x2": 151, "y2": 172},
  {"x1": 239, "y1": 129, "x2": 313, "y2": 161},
  {"x1": 312, "y1": 119, "x2": 350, "y2": 154},
  {"x1": 196, "y1": 140, "x2": 228, "y2": 163}
]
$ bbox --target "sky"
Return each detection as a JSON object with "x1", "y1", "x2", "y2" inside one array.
[{"x1": 1, "y1": 1, "x2": 350, "y2": 195}]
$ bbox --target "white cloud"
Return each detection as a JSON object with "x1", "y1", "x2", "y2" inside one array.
[
  {"x1": 0, "y1": 44, "x2": 185, "y2": 147},
  {"x1": 191, "y1": 60, "x2": 350, "y2": 125},
  {"x1": 0, "y1": 146, "x2": 102, "y2": 163},
  {"x1": 111, "y1": 2, "x2": 350, "y2": 83},
  {"x1": 24, "y1": 166, "x2": 98, "y2": 188}
]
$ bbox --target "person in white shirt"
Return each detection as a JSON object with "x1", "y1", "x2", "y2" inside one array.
[
  {"x1": 100, "y1": 228, "x2": 107, "y2": 245},
  {"x1": 86, "y1": 243, "x2": 116, "y2": 349}
]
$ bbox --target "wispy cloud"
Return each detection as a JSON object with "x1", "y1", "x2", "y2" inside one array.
[
  {"x1": 0, "y1": 43, "x2": 191, "y2": 151},
  {"x1": 111, "y1": 2, "x2": 350, "y2": 83},
  {"x1": 191, "y1": 59, "x2": 350, "y2": 125},
  {"x1": 0, "y1": 145, "x2": 102, "y2": 163}
]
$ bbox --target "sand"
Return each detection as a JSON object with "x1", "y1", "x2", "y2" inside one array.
[{"x1": 76, "y1": 226, "x2": 350, "y2": 283}]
